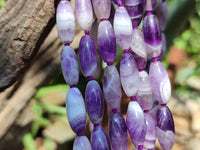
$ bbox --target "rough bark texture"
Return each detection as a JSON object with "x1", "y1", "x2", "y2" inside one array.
[{"x1": 0, "y1": 0, "x2": 59, "y2": 91}]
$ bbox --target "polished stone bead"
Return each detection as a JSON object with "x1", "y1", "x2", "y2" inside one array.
[
  {"x1": 143, "y1": 0, "x2": 160, "y2": 11},
  {"x1": 149, "y1": 61, "x2": 171, "y2": 104},
  {"x1": 56, "y1": 0, "x2": 75, "y2": 44},
  {"x1": 143, "y1": 14, "x2": 162, "y2": 58},
  {"x1": 130, "y1": 28, "x2": 147, "y2": 69},
  {"x1": 125, "y1": 0, "x2": 143, "y2": 27},
  {"x1": 137, "y1": 71, "x2": 153, "y2": 111},
  {"x1": 79, "y1": 35, "x2": 98, "y2": 78},
  {"x1": 66, "y1": 88, "x2": 86, "y2": 133},
  {"x1": 98, "y1": 21, "x2": 117, "y2": 63},
  {"x1": 92, "y1": 0, "x2": 111, "y2": 20},
  {"x1": 156, "y1": 106, "x2": 175, "y2": 150},
  {"x1": 109, "y1": 113, "x2": 128, "y2": 150},
  {"x1": 73, "y1": 136, "x2": 92, "y2": 150},
  {"x1": 144, "y1": 113, "x2": 156, "y2": 149},
  {"x1": 126, "y1": 101, "x2": 146, "y2": 147},
  {"x1": 75, "y1": 0, "x2": 93, "y2": 30},
  {"x1": 148, "y1": 98, "x2": 159, "y2": 120},
  {"x1": 103, "y1": 65, "x2": 121, "y2": 114},
  {"x1": 158, "y1": 33, "x2": 167, "y2": 61},
  {"x1": 113, "y1": 6, "x2": 132, "y2": 50},
  {"x1": 120, "y1": 53, "x2": 139, "y2": 97},
  {"x1": 61, "y1": 46, "x2": 79, "y2": 86},
  {"x1": 91, "y1": 126, "x2": 111, "y2": 150},
  {"x1": 86, "y1": 80, "x2": 104, "y2": 124}
]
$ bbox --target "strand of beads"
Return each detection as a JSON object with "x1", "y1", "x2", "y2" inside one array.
[
  {"x1": 143, "y1": 0, "x2": 175, "y2": 150},
  {"x1": 56, "y1": 1, "x2": 91, "y2": 149}
]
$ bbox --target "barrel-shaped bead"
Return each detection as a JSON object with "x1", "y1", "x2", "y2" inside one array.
[
  {"x1": 156, "y1": 106, "x2": 175, "y2": 150},
  {"x1": 144, "y1": 113, "x2": 156, "y2": 149},
  {"x1": 149, "y1": 61, "x2": 171, "y2": 104},
  {"x1": 109, "y1": 113, "x2": 128, "y2": 150},
  {"x1": 61, "y1": 46, "x2": 79, "y2": 86},
  {"x1": 143, "y1": 14, "x2": 162, "y2": 58},
  {"x1": 137, "y1": 71, "x2": 153, "y2": 111},
  {"x1": 114, "y1": 6, "x2": 132, "y2": 50},
  {"x1": 91, "y1": 126, "x2": 111, "y2": 150},
  {"x1": 86, "y1": 80, "x2": 104, "y2": 124},
  {"x1": 98, "y1": 21, "x2": 117, "y2": 63},
  {"x1": 92, "y1": 0, "x2": 111, "y2": 20},
  {"x1": 120, "y1": 53, "x2": 139, "y2": 97},
  {"x1": 125, "y1": 0, "x2": 143, "y2": 27},
  {"x1": 79, "y1": 35, "x2": 98, "y2": 78},
  {"x1": 73, "y1": 136, "x2": 92, "y2": 150},
  {"x1": 56, "y1": 0, "x2": 75, "y2": 44},
  {"x1": 66, "y1": 88, "x2": 86, "y2": 133},
  {"x1": 126, "y1": 101, "x2": 146, "y2": 147},
  {"x1": 103, "y1": 65, "x2": 121, "y2": 114}
]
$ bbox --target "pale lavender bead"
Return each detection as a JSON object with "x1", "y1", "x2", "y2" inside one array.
[
  {"x1": 143, "y1": 14, "x2": 162, "y2": 58},
  {"x1": 86, "y1": 80, "x2": 104, "y2": 124},
  {"x1": 73, "y1": 136, "x2": 92, "y2": 150},
  {"x1": 56, "y1": 0, "x2": 75, "y2": 44},
  {"x1": 144, "y1": 113, "x2": 156, "y2": 149},
  {"x1": 66, "y1": 88, "x2": 86, "y2": 133},
  {"x1": 79, "y1": 35, "x2": 98, "y2": 78},
  {"x1": 109, "y1": 113, "x2": 128, "y2": 150},
  {"x1": 92, "y1": 0, "x2": 111, "y2": 20},
  {"x1": 98, "y1": 20, "x2": 117, "y2": 63},
  {"x1": 126, "y1": 101, "x2": 146, "y2": 147},
  {"x1": 130, "y1": 28, "x2": 147, "y2": 69},
  {"x1": 158, "y1": 33, "x2": 167, "y2": 61},
  {"x1": 156, "y1": 106, "x2": 175, "y2": 150},
  {"x1": 120, "y1": 53, "x2": 139, "y2": 97},
  {"x1": 149, "y1": 61, "x2": 171, "y2": 104},
  {"x1": 103, "y1": 65, "x2": 121, "y2": 114},
  {"x1": 148, "y1": 99, "x2": 159, "y2": 120},
  {"x1": 91, "y1": 126, "x2": 111, "y2": 150},
  {"x1": 113, "y1": 6, "x2": 132, "y2": 50},
  {"x1": 137, "y1": 71, "x2": 153, "y2": 111},
  {"x1": 61, "y1": 46, "x2": 79, "y2": 86},
  {"x1": 75, "y1": 0, "x2": 93, "y2": 30}
]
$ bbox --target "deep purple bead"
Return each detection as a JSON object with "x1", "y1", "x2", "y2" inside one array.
[
  {"x1": 132, "y1": 51, "x2": 147, "y2": 70},
  {"x1": 73, "y1": 136, "x2": 92, "y2": 150},
  {"x1": 125, "y1": 0, "x2": 143, "y2": 27},
  {"x1": 143, "y1": 14, "x2": 162, "y2": 58},
  {"x1": 98, "y1": 20, "x2": 117, "y2": 63},
  {"x1": 109, "y1": 113, "x2": 128, "y2": 150},
  {"x1": 156, "y1": 106, "x2": 175, "y2": 150},
  {"x1": 79, "y1": 35, "x2": 98, "y2": 78},
  {"x1": 86, "y1": 80, "x2": 104, "y2": 124},
  {"x1": 91, "y1": 126, "x2": 111, "y2": 150},
  {"x1": 66, "y1": 88, "x2": 86, "y2": 133},
  {"x1": 103, "y1": 65, "x2": 122, "y2": 114},
  {"x1": 61, "y1": 46, "x2": 79, "y2": 86}
]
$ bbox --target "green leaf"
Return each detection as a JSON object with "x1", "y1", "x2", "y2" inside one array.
[
  {"x1": 41, "y1": 104, "x2": 66, "y2": 115},
  {"x1": 22, "y1": 133, "x2": 37, "y2": 150}
]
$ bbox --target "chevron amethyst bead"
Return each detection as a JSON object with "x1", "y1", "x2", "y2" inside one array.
[
  {"x1": 75, "y1": 0, "x2": 93, "y2": 30},
  {"x1": 126, "y1": 101, "x2": 146, "y2": 147},
  {"x1": 149, "y1": 61, "x2": 171, "y2": 104},
  {"x1": 156, "y1": 106, "x2": 175, "y2": 150},
  {"x1": 137, "y1": 71, "x2": 153, "y2": 111},
  {"x1": 92, "y1": 0, "x2": 111, "y2": 20},
  {"x1": 61, "y1": 46, "x2": 79, "y2": 86},
  {"x1": 144, "y1": 113, "x2": 156, "y2": 149},
  {"x1": 125, "y1": 0, "x2": 143, "y2": 27},
  {"x1": 143, "y1": 14, "x2": 162, "y2": 58},
  {"x1": 120, "y1": 52, "x2": 139, "y2": 97},
  {"x1": 109, "y1": 113, "x2": 128, "y2": 150},
  {"x1": 103, "y1": 65, "x2": 121, "y2": 114},
  {"x1": 66, "y1": 88, "x2": 86, "y2": 134},
  {"x1": 56, "y1": 0, "x2": 75, "y2": 44},
  {"x1": 91, "y1": 126, "x2": 111, "y2": 150},
  {"x1": 98, "y1": 20, "x2": 117, "y2": 63},
  {"x1": 113, "y1": 6, "x2": 132, "y2": 50},
  {"x1": 79, "y1": 35, "x2": 98, "y2": 78},
  {"x1": 73, "y1": 136, "x2": 92, "y2": 150},
  {"x1": 86, "y1": 80, "x2": 104, "y2": 124}
]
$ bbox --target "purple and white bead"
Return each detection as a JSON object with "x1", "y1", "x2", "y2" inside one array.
[
  {"x1": 73, "y1": 136, "x2": 92, "y2": 150},
  {"x1": 56, "y1": 0, "x2": 75, "y2": 44},
  {"x1": 66, "y1": 87, "x2": 87, "y2": 134}
]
